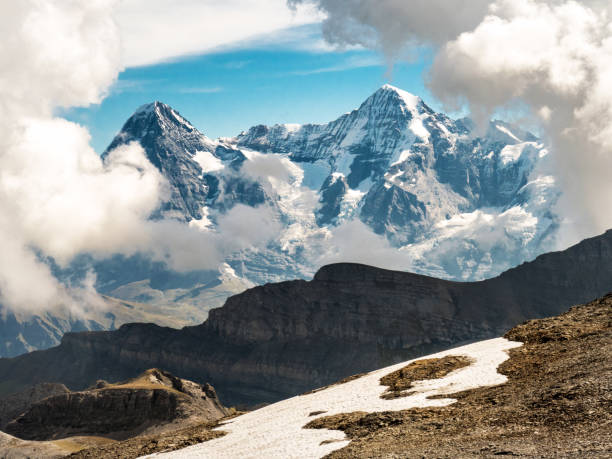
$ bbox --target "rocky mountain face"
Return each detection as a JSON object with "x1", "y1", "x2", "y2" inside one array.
[
  {"x1": 0, "y1": 383, "x2": 70, "y2": 430},
  {"x1": 0, "y1": 291, "x2": 222, "y2": 358},
  {"x1": 305, "y1": 295, "x2": 612, "y2": 458},
  {"x1": 0, "y1": 85, "x2": 560, "y2": 358},
  {"x1": 0, "y1": 229, "x2": 610, "y2": 407},
  {"x1": 3, "y1": 369, "x2": 228, "y2": 441},
  {"x1": 97, "y1": 85, "x2": 558, "y2": 291}
]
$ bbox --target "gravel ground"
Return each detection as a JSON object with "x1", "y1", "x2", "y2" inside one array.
[{"x1": 306, "y1": 294, "x2": 612, "y2": 458}]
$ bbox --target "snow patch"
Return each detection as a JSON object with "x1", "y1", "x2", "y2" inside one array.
[
  {"x1": 193, "y1": 150, "x2": 224, "y2": 174},
  {"x1": 151, "y1": 338, "x2": 521, "y2": 459},
  {"x1": 337, "y1": 188, "x2": 365, "y2": 220},
  {"x1": 391, "y1": 150, "x2": 413, "y2": 166},
  {"x1": 382, "y1": 84, "x2": 421, "y2": 111},
  {"x1": 499, "y1": 143, "x2": 525, "y2": 166},
  {"x1": 283, "y1": 123, "x2": 301, "y2": 133},
  {"x1": 330, "y1": 172, "x2": 345, "y2": 184},
  {"x1": 188, "y1": 207, "x2": 213, "y2": 231},
  {"x1": 495, "y1": 124, "x2": 521, "y2": 142},
  {"x1": 170, "y1": 108, "x2": 195, "y2": 130},
  {"x1": 410, "y1": 117, "x2": 429, "y2": 140},
  {"x1": 299, "y1": 160, "x2": 332, "y2": 190}
]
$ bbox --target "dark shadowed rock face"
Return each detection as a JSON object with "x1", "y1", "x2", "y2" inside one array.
[
  {"x1": 0, "y1": 383, "x2": 70, "y2": 430},
  {"x1": 3, "y1": 369, "x2": 228, "y2": 441},
  {"x1": 1, "y1": 230, "x2": 612, "y2": 407}
]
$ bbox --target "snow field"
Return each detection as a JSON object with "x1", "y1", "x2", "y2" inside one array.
[{"x1": 150, "y1": 337, "x2": 522, "y2": 459}]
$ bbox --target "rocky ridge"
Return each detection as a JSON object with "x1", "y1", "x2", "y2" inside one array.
[
  {"x1": 3, "y1": 369, "x2": 228, "y2": 441},
  {"x1": 47, "y1": 295, "x2": 612, "y2": 459},
  {"x1": 308, "y1": 294, "x2": 612, "y2": 458},
  {"x1": 0, "y1": 228, "x2": 611, "y2": 407},
  {"x1": 0, "y1": 383, "x2": 70, "y2": 430},
  {"x1": 1, "y1": 84, "x2": 562, "y2": 358}
]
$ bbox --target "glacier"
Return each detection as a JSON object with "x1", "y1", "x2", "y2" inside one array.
[{"x1": 100, "y1": 83, "x2": 561, "y2": 306}]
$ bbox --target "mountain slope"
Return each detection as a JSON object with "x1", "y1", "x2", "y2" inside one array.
[
  {"x1": 0, "y1": 229, "x2": 610, "y2": 406},
  {"x1": 155, "y1": 337, "x2": 522, "y2": 459},
  {"x1": 93, "y1": 85, "x2": 561, "y2": 309},
  {"x1": 4, "y1": 369, "x2": 228, "y2": 441},
  {"x1": 305, "y1": 295, "x2": 611, "y2": 458},
  {"x1": 0, "y1": 294, "x2": 210, "y2": 358},
  {"x1": 0, "y1": 85, "x2": 560, "y2": 357},
  {"x1": 39, "y1": 296, "x2": 612, "y2": 459},
  {"x1": 104, "y1": 84, "x2": 559, "y2": 287}
]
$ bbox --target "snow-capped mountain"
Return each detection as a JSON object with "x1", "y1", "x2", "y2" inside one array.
[
  {"x1": 105, "y1": 84, "x2": 558, "y2": 285},
  {"x1": 0, "y1": 85, "x2": 560, "y2": 357},
  {"x1": 235, "y1": 86, "x2": 558, "y2": 278}
]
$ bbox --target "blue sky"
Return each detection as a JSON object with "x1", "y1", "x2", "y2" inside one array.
[{"x1": 63, "y1": 25, "x2": 436, "y2": 154}]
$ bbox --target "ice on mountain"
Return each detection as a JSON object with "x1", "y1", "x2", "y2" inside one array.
[
  {"x1": 104, "y1": 84, "x2": 560, "y2": 288},
  {"x1": 298, "y1": 160, "x2": 331, "y2": 190},
  {"x1": 499, "y1": 143, "x2": 528, "y2": 166},
  {"x1": 193, "y1": 150, "x2": 224, "y2": 174},
  {"x1": 495, "y1": 124, "x2": 521, "y2": 142}
]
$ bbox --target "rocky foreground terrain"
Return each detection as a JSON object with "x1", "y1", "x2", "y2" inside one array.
[
  {"x1": 309, "y1": 294, "x2": 612, "y2": 457},
  {"x1": 1, "y1": 228, "x2": 612, "y2": 406},
  {"x1": 0, "y1": 370, "x2": 229, "y2": 458},
  {"x1": 0, "y1": 383, "x2": 70, "y2": 431},
  {"x1": 54, "y1": 293, "x2": 612, "y2": 459}
]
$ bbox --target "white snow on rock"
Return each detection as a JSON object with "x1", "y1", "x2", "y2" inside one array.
[
  {"x1": 299, "y1": 160, "x2": 331, "y2": 190},
  {"x1": 495, "y1": 124, "x2": 521, "y2": 143},
  {"x1": 382, "y1": 83, "x2": 421, "y2": 111},
  {"x1": 193, "y1": 150, "x2": 224, "y2": 174},
  {"x1": 149, "y1": 337, "x2": 521, "y2": 459},
  {"x1": 499, "y1": 143, "x2": 526, "y2": 166}
]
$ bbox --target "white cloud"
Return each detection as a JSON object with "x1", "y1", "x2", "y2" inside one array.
[
  {"x1": 241, "y1": 151, "x2": 301, "y2": 184},
  {"x1": 285, "y1": 55, "x2": 383, "y2": 76},
  {"x1": 428, "y1": 0, "x2": 612, "y2": 244},
  {"x1": 116, "y1": 0, "x2": 323, "y2": 67},
  {"x1": 314, "y1": 220, "x2": 414, "y2": 272},
  {"x1": 288, "y1": 0, "x2": 491, "y2": 59},
  {"x1": 0, "y1": 0, "x2": 165, "y2": 313},
  {"x1": 292, "y1": 0, "x2": 612, "y2": 247},
  {"x1": 0, "y1": 0, "x2": 286, "y2": 314}
]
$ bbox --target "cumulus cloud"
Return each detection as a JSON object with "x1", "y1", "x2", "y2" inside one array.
[
  {"x1": 131, "y1": 204, "x2": 280, "y2": 273},
  {"x1": 288, "y1": 0, "x2": 491, "y2": 59},
  {"x1": 0, "y1": 1, "x2": 283, "y2": 314},
  {"x1": 291, "y1": 0, "x2": 612, "y2": 246},
  {"x1": 0, "y1": 0, "x2": 167, "y2": 313},
  {"x1": 241, "y1": 151, "x2": 302, "y2": 185},
  {"x1": 314, "y1": 220, "x2": 414, "y2": 272}
]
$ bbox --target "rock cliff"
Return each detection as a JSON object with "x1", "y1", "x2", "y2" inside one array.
[
  {"x1": 0, "y1": 383, "x2": 70, "y2": 430},
  {"x1": 1, "y1": 230, "x2": 611, "y2": 406},
  {"x1": 3, "y1": 369, "x2": 228, "y2": 441}
]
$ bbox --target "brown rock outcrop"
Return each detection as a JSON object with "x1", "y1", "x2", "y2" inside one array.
[
  {"x1": 4, "y1": 369, "x2": 228, "y2": 441},
  {"x1": 0, "y1": 382, "x2": 70, "y2": 430}
]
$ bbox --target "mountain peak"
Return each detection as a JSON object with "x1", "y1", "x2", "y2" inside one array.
[
  {"x1": 372, "y1": 84, "x2": 423, "y2": 110},
  {"x1": 353, "y1": 84, "x2": 427, "y2": 123},
  {"x1": 130, "y1": 101, "x2": 196, "y2": 132}
]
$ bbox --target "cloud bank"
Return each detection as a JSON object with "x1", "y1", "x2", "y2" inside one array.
[
  {"x1": 0, "y1": 0, "x2": 164, "y2": 313},
  {"x1": 0, "y1": 1, "x2": 281, "y2": 314},
  {"x1": 293, "y1": 0, "x2": 612, "y2": 245}
]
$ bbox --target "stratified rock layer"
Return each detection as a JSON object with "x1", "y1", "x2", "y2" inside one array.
[
  {"x1": 1, "y1": 229, "x2": 612, "y2": 406},
  {"x1": 0, "y1": 383, "x2": 70, "y2": 430},
  {"x1": 3, "y1": 369, "x2": 228, "y2": 441}
]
